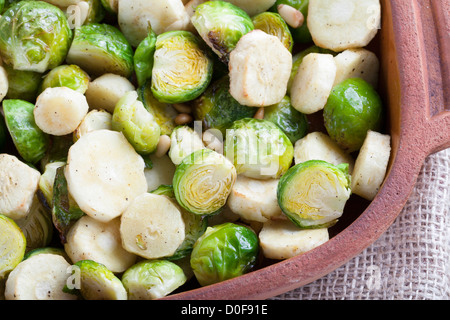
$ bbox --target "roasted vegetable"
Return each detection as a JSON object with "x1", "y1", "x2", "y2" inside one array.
[
  {"x1": 0, "y1": 214, "x2": 26, "y2": 280},
  {"x1": 39, "y1": 65, "x2": 90, "y2": 95}
]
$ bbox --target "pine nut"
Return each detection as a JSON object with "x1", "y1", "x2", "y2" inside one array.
[
  {"x1": 155, "y1": 134, "x2": 171, "y2": 157},
  {"x1": 253, "y1": 107, "x2": 265, "y2": 120},
  {"x1": 173, "y1": 103, "x2": 192, "y2": 114},
  {"x1": 278, "y1": 4, "x2": 304, "y2": 29},
  {"x1": 174, "y1": 113, "x2": 193, "y2": 125}
]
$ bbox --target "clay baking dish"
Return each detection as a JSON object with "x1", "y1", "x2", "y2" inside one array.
[{"x1": 165, "y1": 0, "x2": 450, "y2": 300}]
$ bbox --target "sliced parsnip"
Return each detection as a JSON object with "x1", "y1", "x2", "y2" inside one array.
[
  {"x1": 333, "y1": 48, "x2": 380, "y2": 88},
  {"x1": 73, "y1": 109, "x2": 113, "y2": 142},
  {"x1": 144, "y1": 154, "x2": 176, "y2": 192},
  {"x1": 259, "y1": 219, "x2": 329, "y2": 260},
  {"x1": 120, "y1": 193, "x2": 186, "y2": 259},
  {"x1": 34, "y1": 87, "x2": 89, "y2": 136},
  {"x1": 118, "y1": 0, "x2": 191, "y2": 47},
  {"x1": 0, "y1": 65, "x2": 8, "y2": 102},
  {"x1": 229, "y1": 29, "x2": 292, "y2": 107},
  {"x1": 0, "y1": 154, "x2": 41, "y2": 220},
  {"x1": 64, "y1": 215, "x2": 137, "y2": 273},
  {"x1": 227, "y1": 175, "x2": 283, "y2": 223},
  {"x1": 290, "y1": 53, "x2": 336, "y2": 114},
  {"x1": 224, "y1": 0, "x2": 276, "y2": 17},
  {"x1": 84, "y1": 73, "x2": 135, "y2": 113},
  {"x1": 5, "y1": 253, "x2": 77, "y2": 300},
  {"x1": 65, "y1": 129, "x2": 148, "y2": 222},
  {"x1": 294, "y1": 131, "x2": 354, "y2": 173},
  {"x1": 307, "y1": 0, "x2": 381, "y2": 52},
  {"x1": 351, "y1": 130, "x2": 391, "y2": 200}
]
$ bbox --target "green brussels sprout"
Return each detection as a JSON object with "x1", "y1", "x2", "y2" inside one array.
[
  {"x1": 23, "y1": 247, "x2": 69, "y2": 261},
  {"x1": 252, "y1": 11, "x2": 293, "y2": 52},
  {"x1": 83, "y1": 0, "x2": 106, "y2": 24},
  {"x1": 193, "y1": 75, "x2": 257, "y2": 135},
  {"x1": 225, "y1": 118, "x2": 294, "y2": 179},
  {"x1": 38, "y1": 161, "x2": 66, "y2": 207},
  {"x1": 121, "y1": 259, "x2": 187, "y2": 300},
  {"x1": 0, "y1": 214, "x2": 26, "y2": 280},
  {"x1": 151, "y1": 30, "x2": 213, "y2": 104},
  {"x1": 270, "y1": 0, "x2": 312, "y2": 44},
  {"x1": 191, "y1": 0, "x2": 254, "y2": 64},
  {"x1": 52, "y1": 165, "x2": 85, "y2": 243},
  {"x1": 277, "y1": 160, "x2": 352, "y2": 228},
  {"x1": 100, "y1": 0, "x2": 117, "y2": 14},
  {"x1": 15, "y1": 196, "x2": 53, "y2": 252},
  {"x1": 263, "y1": 96, "x2": 308, "y2": 144},
  {"x1": 138, "y1": 82, "x2": 178, "y2": 136},
  {"x1": 2, "y1": 99, "x2": 49, "y2": 164},
  {"x1": 0, "y1": 1, "x2": 72, "y2": 73},
  {"x1": 168, "y1": 125, "x2": 205, "y2": 166},
  {"x1": 39, "y1": 134, "x2": 74, "y2": 170},
  {"x1": 39, "y1": 65, "x2": 90, "y2": 95},
  {"x1": 150, "y1": 184, "x2": 175, "y2": 198},
  {"x1": 65, "y1": 260, "x2": 127, "y2": 300},
  {"x1": 173, "y1": 148, "x2": 237, "y2": 216},
  {"x1": 134, "y1": 28, "x2": 157, "y2": 87},
  {"x1": 66, "y1": 23, "x2": 134, "y2": 78},
  {"x1": 323, "y1": 78, "x2": 383, "y2": 153},
  {"x1": 190, "y1": 222, "x2": 259, "y2": 287},
  {"x1": 3, "y1": 64, "x2": 43, "y2": 102},
  {"x1": 112, "y1": 91, "x2": 161, "y2": 155}
]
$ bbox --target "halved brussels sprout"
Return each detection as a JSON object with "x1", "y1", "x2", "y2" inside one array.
[
  {"x1": 0, "y1": 1, "x2": 72, "y2": 73},
  {"x1": 190, "y1": 222, "x2": 259, "y2": 287},
  {"x1": 65, "y1": 260, "x2": 127, "y2": 300},
  {"x1": 323, "y1": 78, "x2": 383, "y2": 153},
  {"x1": 224, "y1": 118, "x2": 294, "y2": 179},
  {"x1": 66, "y1": 23, "x2": 134, "y2": 78},
  {"x1": 193, "y1": 75, "x2": 257, "y2": 135},
  {"x1": 2, "y1": 99, "x2": 49, "y2": 164},
  {"x1": 134, "y1": 28, "x2": 157, "y2": 87},
  {"x1": 173, "y1": 148, "x2": 237, "y2": 216},
  {"x1": 39, "y1": 65, "x2": 90, "y2": 95},
  {"x1": 39, "y1": 134, "x2": 74, "y2": 170},
  {"x1": 252, "y1": 11, "x2": 293, "y2": 52},
  {"x1": 112, "y1": 91, "x2": 161, "y2": 155},
  {"x1": 138, "y1": 83, "x2": 178, "y2": 136},
  {"x1": 3, "y1": 64, "x2": 42, "y2": 102},
  {"x1": 263, "y1": 96, "x2": 308, "y2": 144},
  {"x1": 0, "y1": 214, "x2": 26, "y2": 280},
  {"x1": 121, "y1": 259, "x2": 187, "y2": 300},
  {"x1": 168, "y1": 125, "x2": 205, "y2": 165},
  {"x1": 38, "y1": 161, "x2": 66, "y2": 207},
  {"x1": 83, "y1": 0, "x2": 106, "y2": 24},
  {"x1": 277, "y1": 160, "x2": 352, "y2": 228},
  {"x1": 191, "y1": 1, "x2": 254, "y2": 64},
  {"x1": 151, "y1": 30, "x2": 213, "y2": 104}
]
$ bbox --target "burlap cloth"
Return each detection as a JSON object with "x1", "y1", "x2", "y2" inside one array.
[{"x1": 272, "y1": 147, "x2": 450, "y2": 300}]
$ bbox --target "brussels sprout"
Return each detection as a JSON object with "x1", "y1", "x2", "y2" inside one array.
[
  {"x1": 138, "y1": 83, "x2": 178, "y2": 136},
  {"x1": 224, "y1": 118, "x2": 294, "y2": 179},
  {"x1": 277, "y1": 160, "x2": 351, "y2": 228},
  {"x1": 190, "y1": 222, "x2": 259, "y2": 286},
  {"x1": 323, "y1": 78, "x2": 383, "y2": 153},
  {"x1": 112, "y1": 91, "x2": 161, "y2": 155},
  {"x1": 263, "y1": 96, "x2": 308, "y2": 144},
  {"x1": 168, "y1": 125, "x2": 205, "y2": 165},
  {"x1": 121, "y1": 259, "x2": 187, "y2": 300},
  {"x1": 193, "y1": 75, "x2": 257, "y2": 135},
  {"x1": 151, "y1": 30, "x2": 213, "y2": 104},
  {"x1": 173, "y1": 148, "x2": 237, "y2": 216},
  {"x1": 39, "y1": 65, "x2": 90, "y2": 95},
  {"x1": 2, "y1": 99, "x2": 49, "y2": 164},
  {"x1": 83, "y1": 0, "x2": 106, "y2": 24},
  {"x1": 38, "y1": 161, "x2": 66, "y2": 207},
  {"x1": 0, "y1": 214, "x2": 26, "y2": 280},
  {"x1": 252, "y1": 11, "x2": 293, "y2": 52},
  {"x1": 65, "y1": 260, "x2": 127, "y2": 300},
  {"x1": 39, "y1": 134, "x2": 74, "y2": 170},
  {"x1": 150, "y1": 184, "x2": 175, "y2": 198},
  {"x1": 66, "y1": 23, "x2": 134, "y2": 78},
  {"x1": 191, "y1": 1, "x2": 254, "y2": 64},
  {"x1": 15, "y1": 196, "x2": 53, "y2": 252},
  {"x1": 100, "y1": 0, "x2": 117, "y2": 14},
  {"x1": 3, "y1": 64, "x2": 42, "y2": 102},
  {"x1": 23, "y1": 247, "x2": 69, "y2": 261},
  {"x1": 0, "y1": 1, "x2": 72, "y2": 73},
  {"x1": 52, "y1": 165, "x2": 85, "y2": 243},
  {"x1": 134, "y1": 28, "x2": 157, "y2": 87},
  {"x1": 270, "y1": 0, "x2": 312, "y2": 44}
]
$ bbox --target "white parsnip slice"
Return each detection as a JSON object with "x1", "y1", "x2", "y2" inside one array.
[
  {"x1": 5, "y1": 254, "x2": 77, "y2": 300},
  {"x1": 65, "y1": 129, "x2": 148, "y2": 222},
  {"x1": 229, "y1": 29, "x2": 292, "y2": 107},
  {"x1": 351, "y1": 130, "x2": 391, "y2": 200},
  {"x1": 290, "y1": 53, "x2": 336, "y2": 114},
  {"x1": 120, "y1": 193, "x2": 186, "y2": 259},
  {"x1": 259, "y1": 219, "x2": 329, "y2": 260},
  {"x1": 34, "y1": 87, "x2": 89, "y2": 136},
  {"x1": 64, "y1": 215, "x2": 137, "y2": 273},
  {"x1": 73, "y1": 109, "x2": 113, "y2": 142},
  {"x1": 294, "y1": 132, "x2": 354, "y2": 173},
  {"x1": 307, "y1": 0, "x2": 381, "y2": 52}
]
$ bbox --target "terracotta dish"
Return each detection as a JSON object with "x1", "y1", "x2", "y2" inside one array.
[{"x1": 166, "y1": 0, "x2": 450, "y2": 300}]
